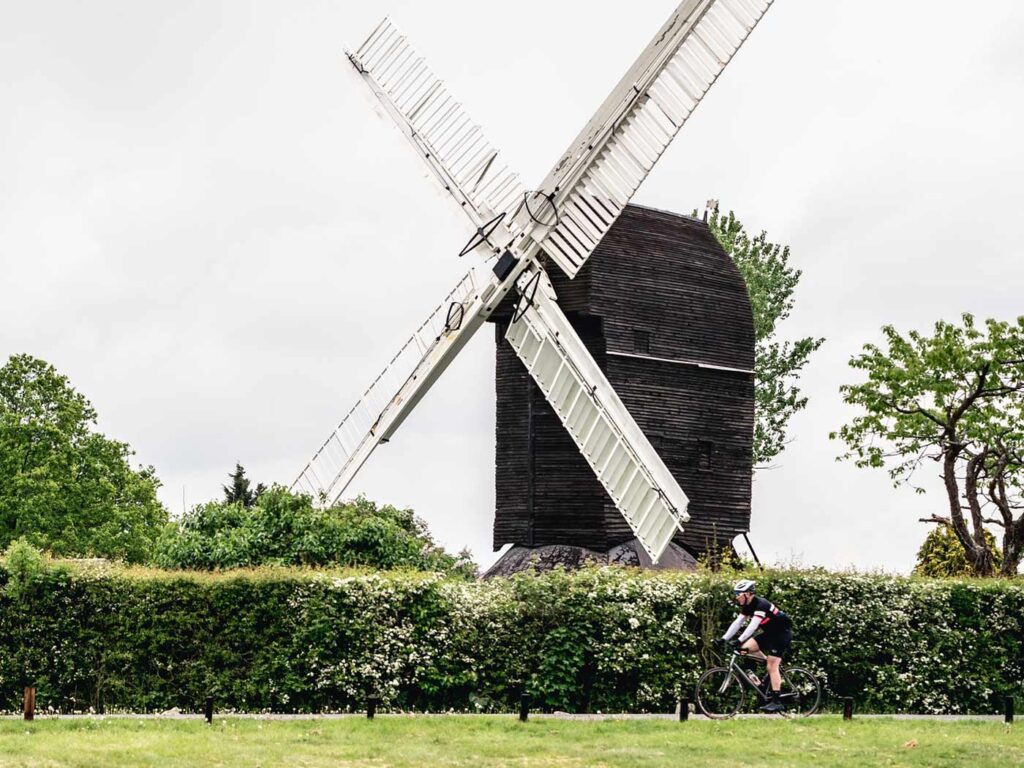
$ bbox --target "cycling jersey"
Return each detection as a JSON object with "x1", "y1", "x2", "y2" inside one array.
[{"x1": 740, "y1": 596, "x2": 791, "y2": 632}]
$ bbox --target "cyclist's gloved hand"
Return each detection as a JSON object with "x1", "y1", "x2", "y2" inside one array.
[{"x1": 727, "y1": 638, "x2": 741, "y2": 651}]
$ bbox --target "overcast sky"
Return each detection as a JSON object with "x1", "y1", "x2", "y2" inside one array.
[{"x1": 3, "y1": 1, "x2": 1023, "y2": 572}]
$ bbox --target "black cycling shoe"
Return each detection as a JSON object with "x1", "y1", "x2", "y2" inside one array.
[{"x1": 760, "y1": 694, "x2": 784, "y2": 713}]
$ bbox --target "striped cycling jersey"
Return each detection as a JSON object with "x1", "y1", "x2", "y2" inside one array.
[{"x1": 741, "y1": 596, "x2": 791, "y2": 632}]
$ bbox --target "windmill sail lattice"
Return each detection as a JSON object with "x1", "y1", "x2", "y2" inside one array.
[
  {"x1": 292, "y1": 270, "x2": 485, "y2": 504},
  {"x1": 528, "y1": 0, "x2": 774, "y2": 278},
  {"x1": 349, "y1": 18, "x2": 527, "y2": 232}
]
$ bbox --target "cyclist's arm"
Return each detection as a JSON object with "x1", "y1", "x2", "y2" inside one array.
[
  {"x1": 722, "y1": 614, "x2": 747, "y2": 641},
  {"x1": 737, "y1": 612, "x2": 765, "y2": 643}
]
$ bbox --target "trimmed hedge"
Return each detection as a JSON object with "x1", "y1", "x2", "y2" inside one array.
[{"x1": 1, "y1": 560, "x2": 1022, "y2": 714}]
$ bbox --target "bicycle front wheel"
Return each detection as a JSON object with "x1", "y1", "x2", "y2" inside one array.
[
  {"x1": 695, "y1": 667, "x2": 746, "y2": 719},
  {"x1": 780, "y1": 667, "x2": 821, "y2": 717}
]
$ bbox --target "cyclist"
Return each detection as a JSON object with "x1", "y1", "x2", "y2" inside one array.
[{"x1": 718, "y1": 579, "x2": 792, "y2": 713}]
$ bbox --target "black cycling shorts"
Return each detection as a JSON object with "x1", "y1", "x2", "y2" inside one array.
[{"x1": 756, "y1": 626, "x2": 792, "y2": 659}]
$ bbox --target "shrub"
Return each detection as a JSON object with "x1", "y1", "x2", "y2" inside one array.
[
  {"x1": 0, "y1": 564, "x2": 1020, "y2": 715},
  {"x1": 915, "y1": 526, "x2": 1002, "y2": 578},
  {"x1": 152, "y1": 489, "x2": 475, "y2": 577}
]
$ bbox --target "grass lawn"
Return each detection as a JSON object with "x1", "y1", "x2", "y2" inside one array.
[{"x1": 0, "y1": 716, "x2": 1019, "y2": 767}]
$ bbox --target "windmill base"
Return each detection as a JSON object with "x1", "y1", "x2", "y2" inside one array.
[{"x1": 482, "y1": 538, "x2": 698, "y2": 578}]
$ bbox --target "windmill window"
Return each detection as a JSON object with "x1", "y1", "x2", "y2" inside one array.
[
  {"x1": 633, "y1": 329, "x2": 651, "y2": 354},
  {"x1": 698, "y1": 441, "x2": 714, "y2": 472}
]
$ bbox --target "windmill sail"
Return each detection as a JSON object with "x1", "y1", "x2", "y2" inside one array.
[
  {"x1": 504, "y1": 270, "x2": 690, "y2": 563},
  {"x1": 523, "y1": 0, "x2": 774, "y2": 278},
  {"x1": 349, "y1": 18, "x2": 527, "y2": 234},
  {"x1": 292, "y1": 269, "x2": 490, "y2": 505}
]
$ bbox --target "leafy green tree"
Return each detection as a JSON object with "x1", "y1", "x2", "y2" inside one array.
[
  {"x1": 914, "y1": 525, "x2": 1002, "y2": 578},
  {"x1": 832, "y1": 315, "x2": 1024, "y2": 577},
  {"x1": 153, "y1": 487, "x2": 476, "y2": 577},
  {"x1": 706, "y1": 208, "x2": 824, "y2": 466},
  {"x1": 0, "y1": 354, "x2": 168, "y2": 562},
  {"x1": 1, "y1": 538, "x2": 57, "y2": 687},
  {"x1": 223, "y1": 463, "x2": 265, "y2": 508}
]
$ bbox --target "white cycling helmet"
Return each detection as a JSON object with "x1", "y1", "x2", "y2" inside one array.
[{"x1": 732, "y1": 579, "x2": 756, "y2": 595}]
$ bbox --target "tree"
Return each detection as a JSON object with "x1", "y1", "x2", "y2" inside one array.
[
  {"x1": 832, "y1": 315, "x2": 1024, "y2": 577},
  {"x1": 914, "y1": 525, "x2": 1001, "y2": 578},
  {"x1": 222, "y1": 463, "x2": 265, "y2": 508},
  {"x1": 0, "y1": 354, "x2": 168, "y2": 562},
  {"x1": 706, "y1": 208, "x2": 824, "y2": 466},
  {"x1": 153, "y1": 487, "x2": 476, "y2": 577},
  {"x1": 1, "y1": 538, "x2": 61, "y2": 688}
]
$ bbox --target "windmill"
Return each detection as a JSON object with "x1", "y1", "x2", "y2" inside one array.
[{"x1": 292, "y1": 0, "x2": 774, "y2": 564}]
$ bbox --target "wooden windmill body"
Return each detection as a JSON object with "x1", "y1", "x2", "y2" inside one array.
[{"x1": 488, "y1": 205, "x2": 755, "y2": 573}]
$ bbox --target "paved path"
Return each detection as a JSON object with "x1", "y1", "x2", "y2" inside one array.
[{"x1": 2, "y1": 712, "x2": 1008, "y2": 722}]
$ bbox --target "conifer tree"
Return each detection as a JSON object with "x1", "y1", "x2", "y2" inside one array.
[{"x1": 222, "y1": 463, "x2": 265, "y2": 508}]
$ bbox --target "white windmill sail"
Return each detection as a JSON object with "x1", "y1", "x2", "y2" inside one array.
[
  {"x1": 504, "y1": 270, "x2": 689, "y2": 563},
  {"x1": 348, "y1": 18, "x2": 527, "y2": 236},
  {"x1": 522, "y1": 0, "x2": 774, "y2": 277},
  {"x1": 292, "y1": 269, "x2": 491, "y2": 504}
]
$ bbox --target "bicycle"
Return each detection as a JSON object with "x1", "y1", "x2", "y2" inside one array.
[{"x1": 694, "y1": 648, "x2": 821, "y2": 719}]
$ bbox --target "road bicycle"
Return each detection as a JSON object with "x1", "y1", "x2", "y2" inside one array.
[{"x1": 694, "y1": 648, "x2": 821, "y2": 719}]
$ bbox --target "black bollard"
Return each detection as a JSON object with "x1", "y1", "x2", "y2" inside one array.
[
  {"x1": 1006, "y1": 697, "x2": 1014, "y2": 724},
  {"x1": 204, "y1": 696, "x2": 214, "y2": 724},
  {"x1": 678, "y1": 697, "x2": 689, "y2": 722},
  {"x1": 519, "y1": 694, "x2": 531, "y2": 722},
  {"x1": 842, "y1": 697, "x2": 853, "y2": 721},
  {"x1": 367, "y1": 695, "x2": 379, "y2": 720}
]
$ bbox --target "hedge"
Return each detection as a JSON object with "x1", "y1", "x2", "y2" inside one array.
[{"x1": 1, "y1": 557, "x2": 1022, "y2": 714}]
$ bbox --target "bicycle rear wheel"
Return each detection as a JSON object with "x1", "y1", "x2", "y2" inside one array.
[
  {"x1": 695, "y1": 667, "x2": 746, "y2": 719},
  {"x1": 780, "y1": 667, "x2": 821, "y2": 717}
]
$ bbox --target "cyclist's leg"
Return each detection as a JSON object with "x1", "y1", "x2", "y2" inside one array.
[
  {"x1": 758, "y1": 628, "x2": 792, "y2": 711},
  {"x1": 741, "y1": 637, "x2": 766, "y2": 660},
  {"x1": 765, "y1": 653, "x2": 783, "y2": 691}
]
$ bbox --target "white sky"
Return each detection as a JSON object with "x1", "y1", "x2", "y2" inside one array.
[{"x1": 2, "y1": 1, "x2": 1022, "y2": 572}]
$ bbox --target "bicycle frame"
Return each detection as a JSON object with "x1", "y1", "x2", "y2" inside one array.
[{"x1": 723, "y1": 651, "x2": 799, "y2": 705}]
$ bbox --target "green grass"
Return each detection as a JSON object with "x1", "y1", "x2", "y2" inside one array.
[{"x1": 0, "y1": 716, "x2": 1019, "y2": 767}]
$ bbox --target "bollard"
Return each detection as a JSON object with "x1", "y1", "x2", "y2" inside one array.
[
  {"x1": 842, "y1": 697, "x2": 853, "y2": 721},
  {"x1": 205, "y1": 696, "x2": 214, "y2": 724},
  {"x1": 23, "y1": 687, "x2": 36, "y2": 722},
  {"x1": 1006, "y1": 697, "x2": 1014, "y2": 725},
  {"x1": 519, "y1": 694, "x2": 531, "y2": 722},
  {"x1": 678, "y1": 697, "x2": 689, "y2": 722},
  {"x1": 367, "y1": 694, "x2": 379, "y2": 720}
]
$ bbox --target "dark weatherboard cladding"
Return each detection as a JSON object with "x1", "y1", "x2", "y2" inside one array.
[{"x1": 490, "y1": 205, "x2": 755, "y2": 559}]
